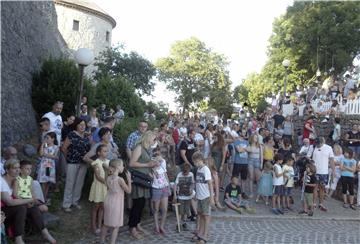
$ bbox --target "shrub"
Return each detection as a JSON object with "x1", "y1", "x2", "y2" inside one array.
[{"x1": 31, "y1": 58, "x2": 95, "y2": 118}]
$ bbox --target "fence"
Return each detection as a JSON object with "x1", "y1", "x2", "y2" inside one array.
[{"x1": 282, "y1": 98, "x2": 360, "y2": 116}]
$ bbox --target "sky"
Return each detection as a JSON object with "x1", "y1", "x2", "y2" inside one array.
[{"x1": 93, "y1": 0, "x2": 294, "y2": 110}]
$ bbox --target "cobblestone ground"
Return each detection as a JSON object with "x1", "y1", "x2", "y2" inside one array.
[{"x1": 75, "y1": 216, "x2": 360, "y2": 244}]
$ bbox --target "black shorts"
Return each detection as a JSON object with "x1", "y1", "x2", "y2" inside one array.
[{"x1": 232, "y1": 164, "x2": 248, "y2": 180}]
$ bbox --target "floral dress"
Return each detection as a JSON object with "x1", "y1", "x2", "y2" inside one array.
[{"x1": 38, "y1": 145, "x2": 58, "y2": 183}]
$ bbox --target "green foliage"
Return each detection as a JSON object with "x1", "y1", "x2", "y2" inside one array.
[
  {"x1": 32, "y1": 58, "x2": 80, "y2": 117},
  {"x1": 236, "y1": 1, "x2": 360, "y2": 109},
  {"x1": 94, "y1": 45, "x2": 156, "y2": 96},
  {"x1": 144, "y1": 101, "x2": 169, "y2": 122},
  {"x1": 93, "y1": 76, "x2": 144, "y2": 117},
  {"x1": 156, "y1": 37, "x2": 233, "y2": 113}
]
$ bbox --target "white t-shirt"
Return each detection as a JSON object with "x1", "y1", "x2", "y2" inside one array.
[
  {"x1": 299, "y1": 145, "x2": 314, "y2": 158},
  {"x1": 195, "y1": 165, "x2": 212, "y2": 200},
  {"x1": 43, "y1": 111, "x2": 63, "y2": 144},
  {"x1": 312, "y1": 144, "x2": 334, "y2": 175},
  {"x1": 0, "y1": 176, "x2": 12, "y2": 195},
  {"x1": 282, "y1": 165, "x2": 294, "y2": 187},
  {"x1": 180, "y1": 127, "x2": 188, "y2": 137},
  {"x1": 175, "y1": 171, "x2": 195, "y2": 200},
  {"x1": 152, "y1": 159, "x2": 169, "y2": 189},
  {"x1": 194, "y1": 133, "x2": 204, "y2": 144},
  {"x1": 273, "y1": 164, "x2": 284, "y2": 186}
]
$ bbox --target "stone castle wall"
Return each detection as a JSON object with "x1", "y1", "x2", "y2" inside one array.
[{"x1": 1, "y1": 1, "x2": 68, "y2": 147}]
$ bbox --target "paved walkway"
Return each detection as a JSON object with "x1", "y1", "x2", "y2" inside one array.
[{"x1": 74, "y1": 187, "x2": 360, "y2": 244}]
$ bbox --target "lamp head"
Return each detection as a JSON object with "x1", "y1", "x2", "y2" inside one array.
[{"x1": 75, "y1": 48, "x2": 94, "y2": 66}]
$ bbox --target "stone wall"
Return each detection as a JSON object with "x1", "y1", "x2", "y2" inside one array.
[
  {"x1": 293, "y1": 115, "x2": 360, "y2": 148},
  {"x1": 1, "y1": 1, "x2": 68, "y2": 147}
]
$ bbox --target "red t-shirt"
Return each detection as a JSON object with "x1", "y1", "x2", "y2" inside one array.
[{"x1": 172, "y1": 128, "x2": 180, "y2": 145}]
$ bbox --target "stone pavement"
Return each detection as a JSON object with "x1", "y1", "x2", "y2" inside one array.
[{"x1": 74, "y1": 187, "x2": 360, "y2": 244}]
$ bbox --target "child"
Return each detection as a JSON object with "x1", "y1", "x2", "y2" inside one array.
[
  {"x1": 89, "y1": 144, "x2": 110, "y2": 235},
  {"x1": 340, "y1": 149, "x2": 357, "y2": 210},
  {"x1": 192, "y1": 151, "x2": 214, "y2": 244},
  {"x1": 326, "y1": 144, "x2": 344, "y2": 197},
  {"x1": 272, "y1": 153, "x2": 284, "y2": 215},
  {"x1": 206, "y1": 157, "x2": 225, "y2": 210},
  {"x1": 173, "y1": 163, "x2": 194, "y2": 231},
  {"x1": 101, "y1": 159, "x2": 131, "y2": 244},
  {"x1": 38, "y1": 132, "x2": 59, "y2": 201},
  {"x1": 39, "y1": 117, "x2": 51, "y2": 143},
  {"x1": 151, "y1": 146, "x2": 170, "y2": 235},
  {"x1": 299, "y1": 163, "x2": 316, "y2": 216},
  {"x1": 224, "y1": 176, "x2": 242, "y2": 213},
  {"x1": 282, "y1": 157, "x2": 295, "y2": 210},
  {"x1": 256, "y1": 161, "x2": 273, "y2": 205}
]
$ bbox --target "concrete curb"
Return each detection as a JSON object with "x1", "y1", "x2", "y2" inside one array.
[{"x1": 212, "y1": 214, "x2": 360, "y2": 222}]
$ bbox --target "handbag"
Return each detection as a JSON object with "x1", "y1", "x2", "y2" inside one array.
[{"x1": 129, "y1": 168, "x2": 153, "y2": 188}]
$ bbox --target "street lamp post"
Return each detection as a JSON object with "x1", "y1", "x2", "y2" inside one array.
[
  {"x1": 74, "y1": 48, "x2": 94, "y2": 117},
  {"x1": 282, "y1": 59, "x2": 290, "y2": 97}
]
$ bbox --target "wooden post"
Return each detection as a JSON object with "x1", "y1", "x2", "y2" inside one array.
[{"x1": 172, "y1": 203, "x2": 181, "y2": 233}]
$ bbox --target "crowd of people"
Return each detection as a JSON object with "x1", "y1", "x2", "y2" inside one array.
[{"x1": 1, "y1": 93, "x2": 360, "y2": 244}]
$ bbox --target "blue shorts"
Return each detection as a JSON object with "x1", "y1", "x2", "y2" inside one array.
[
  {"x1": 248, "y1": 158, "x2": 261, "y2": 169},
  {"x1": 152, "y1": 187, "x2": 170, "y2": 201},
  {"x1": 284, "y1": 187, "x2": 292, "y2": 196},
  {"x1": 316, "y1": 174, "x2": 329, "y2": 185},
  {"x1": 273, "y1": 185, "x2": 284, "y2": 195}
]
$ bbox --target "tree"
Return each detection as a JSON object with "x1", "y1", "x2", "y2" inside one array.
[
  {"x1": 239, "y1": 1, "x2": 360, "y2": 108},
  {"x1": 94, "y1": 45, "x2": 156, "y2": 96},
  {"x1": 93, "y1": 76, "x2": 144, "y2": 117},
  {"x1": 156, "y1": 37, "x2": 233, "y2": 114}
]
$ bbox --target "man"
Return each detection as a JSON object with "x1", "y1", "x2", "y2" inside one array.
[
  {"x1": 125, "y1": 121, "x2": 148, "y2": 159},
  {"x1": 114, "y1": 105, "x2": 125, "y2": 124},
  {"x1": 344, "y1": 74, "x2": 355, "y2": 98},
  {"x1": 42, "y1": 101, "x2": 63, "y2": 145},
  {"x1": 194, "y1": 125, "x2": 205, "y2": 154},
  {"x1": 179, "y1": 129, "x2": 197, "y2": 167},
  {"x1": 80, "y1": 96, "x2": 87, "y2": 106},
  {"x1": 179, "y1": 121, "x2": 188, "y2": 140},
  {"x1": 258, "y1": 128, "x2": 266, "y2": 145},
  {"x1": 232, "y1": 131, "x2": 249, "y2": 195},
  {"x1": 312, "y1": 137, "x2": 335, "y2": 211},
  {"x1": 92, "y1": 116, "x2": 116, "y2": 144},
  {"x1": 1, "y1": 146, "x2": 18, "y2": 175}
]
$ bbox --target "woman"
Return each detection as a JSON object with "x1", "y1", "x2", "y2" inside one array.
[
  {"x1": 158, "y1": 123, "x2": 173, "y2": 164},
  {"x1": 84, "y1": 127, "x2": 120, "y2": 164},
  {"x1": 128, "y1": 131, "x2": 160, "y2": 239},
  {"x1": 203, "y1": 123, "x2": 214, "y2": 159},
  {"x1": 283, "y1": 116, "x2": 294, "y2": 143},
  {"x1": 278, "y1": 138, "x2": 296, "y2": 161},
  {"x1": 303, "y1": 116, "x2": 316, "y2": 145},
  {"x1": 211, "y1": 132, "x2": 227, "y2": 192},
  {"x1": 246, "y1": 134, "x2": 263, "y2": 198},
  {"x1": 88, "y1": 108, "x2": 99, "y2": 130},
  {"x1": 61, "y1": 117, "x2": 91, "y2": 212},
  {"x1": 1, "y1": 159, "x2": 56, "y2": 244}
]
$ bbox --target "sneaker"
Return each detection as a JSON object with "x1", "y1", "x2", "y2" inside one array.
[
  {"x1": 298, "y1": 210, "x2": 308, "y2": 215},
  {"x1": 308, "y1": 211, "x2": 313, "y2": 216},
  {"x1": 271, "y1": 208, "x2": 279, "y2": 215},
  {"x1": 181, "y1": 223, "x2": 189, "y2": 231},
  {"x1": 63, "y1": 207, "x2": 72, "y2": 213},
  {"x1": 277, "y1": 208, "x2": 284, "y2": 215},
  {"x1": 319, "y1": 205, "x2": 327, "y2": 212},
  {"x1": 343, "y1": 203, "x2": 349, "y2": 209},
  {"x1": 287, "y1": 207, "x2": 294, "y2": 211},
  {"x1": 73, "y1": 204, "x2": 82, "y2": 210},
  {"x1": 350, "y1": 204, "x2": 357, "y2": 211}
]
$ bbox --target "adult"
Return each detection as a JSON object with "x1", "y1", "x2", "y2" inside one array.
[
  {"x1": 1, "y1": 146, "x2": 18, "y2": 176},
  {"x1": 98, "y1": 104, "x2": 107, "y2": 123},
  {"x1": 80, "y1": 96, "x2": 87, "y2": 106},
  {"x1": 1, "y1": 159, "x2": 56, "y2": 244},
  {"x1": 128, "y1": 131, "x2": 160, "y2": 239},
  {"x1": 312, "y1": 137, "x2": 335, "y2": 211},
  {"x1": 203, "y1": 123, "x2": 214, "y2": 159},
  {"x1": 84, "y1": 127, "x2": 120, "y2": 164},
  {"x1": 298, "y1": 138, "x2": 314, "y2": 159},
  {"x1": 246, "y1": 134, "x2": 263, "y2": 198},
  {"x1": 179, "y1": 129, "x2": 197, "y2": 168},
  {"x1": 61, "y1": 115, "x2": 75, "y2": 142},
  {"x1": 194, "y1": 125, "x2": 205, "y2": 155},
  {"x1": 88, "y1": 107, "x2": 99, "y2": 129},
  {"x1": 272, "y1": 109, "x2": 285, "y2": 131},
  {"x1": 303, "y1": 116, "x2": 316, "y2": 145},
  {"x1": 344, "y1": 74, "x2": 355, "y2": 98},
  {"x1": 114, "y1": 105, "x2": 125, "y2": 124},
  {"x1": 92, "y1": 116, "x2": 116, "y2": 144},
  {"x1": 282, "y1": 116, "x2": 294, "y2": 143},
  {"x1": 172, "y1": 121, "x2": 181, "y2": 146},
  {"x1": 158, "y1": 122, "x2": 175, "y2": 165},
  {"x1": 179, "y1": 121, "x2": 188, "y2": 140},
  {"x1": 232, "y1": 131, "x2": 249, "y2": 195},
  {"x1": 345, "y1": 124, "x2": 360, "y2": 159},
  {"x1": 42, "y1": 101, "x2": 63, "y2": 147},
  {"x1": 211, "y1": 132, "x2": 226, "y2": 172},
  {"x1": 278, "y1": 138, "x2": 296, "y2": 161},
  {"x1": 125, "y1": 121, "x2": 148, "y2": 160},
  {"x1": 61, "y1": 117, "x2": 91, "y2": 212},
  {"x1": 79, "y1": 104, "x2": 90, "y2": 123}
]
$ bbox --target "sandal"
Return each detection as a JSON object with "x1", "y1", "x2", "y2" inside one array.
[
  {"x1": 191, "y1": 234, "x2": 199, "y2": 242},
  {"x1": 130, "y1": 231, "x2": 143, "y2": 240},
  {"x1": 197, "y1": 236, "x2": 208, "y2": 243},
  {"x1": 350, "y1": 204, "x2": 357, "y2": 210}
]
